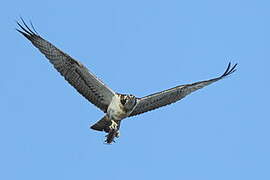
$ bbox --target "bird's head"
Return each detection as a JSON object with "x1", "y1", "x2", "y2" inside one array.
[{"x1": 120, "y1": 94, "x2": 137, "y2": 111}]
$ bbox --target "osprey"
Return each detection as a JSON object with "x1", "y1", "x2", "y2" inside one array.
[{"x1": 17, "y1": 19, "x2": 237, "y2": 144}]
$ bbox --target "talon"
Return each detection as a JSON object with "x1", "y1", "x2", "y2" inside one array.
[{"x1": 109, "y1": 120, "x2": 118, "y2": 131}]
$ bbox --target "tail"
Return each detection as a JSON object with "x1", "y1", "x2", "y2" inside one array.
[
  {"x1": 90, "y1": 116, "x2": 110, "y2": 132},
  {"x1": 90, "y1": 116, "x2": 122, "y2": 133}
]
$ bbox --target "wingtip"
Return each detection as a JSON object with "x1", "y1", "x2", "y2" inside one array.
[
  {"x1": 221, "y1": 62, "x2": 238, "y2": 78},
  {"x1": 16, "y1": 17, "x2": 38, "y2": 37}
]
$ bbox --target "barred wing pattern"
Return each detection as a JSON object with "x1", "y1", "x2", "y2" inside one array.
[
  {"x1": 129, "y1": 63, "x2": 237, "y2": 117},
  {"x1": 17, "y1": 19, "x2": 115, "y2": 113}
]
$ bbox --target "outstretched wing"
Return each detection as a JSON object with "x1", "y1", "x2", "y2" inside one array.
[
  {"x1": 129, "y1": 63, "x2": 237, "y2": 117},
  {"x1": 17, "y1": 18, "x2": 115, "y2": 113}
]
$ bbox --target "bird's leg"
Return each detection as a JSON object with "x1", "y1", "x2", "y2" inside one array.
[
  {"x1": 108, "y1": 120, "x2": 118, "y2": 131},
  {"x1": 103, "y1": 120, "x2": 121, "y2": 144},
  {"x1": 104, "y1": 120, "x2": 121, "y2": 144}
]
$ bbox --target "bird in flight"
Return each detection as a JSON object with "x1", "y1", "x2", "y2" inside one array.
[{"x1": 17, "y1": 18, "x2": 237, "y2": 144}]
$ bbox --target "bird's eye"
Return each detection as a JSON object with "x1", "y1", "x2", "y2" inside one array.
[{"x1": 121, "y1": 98, "x2": 127, "y2": 105}]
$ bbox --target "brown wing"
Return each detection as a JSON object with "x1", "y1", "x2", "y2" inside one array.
[
  {"x1": 129, "y1": 63, "x2": 237, "y2": 117},
  {"x1": 17, "y1": 18, "x2": 115, "y2": 112}
]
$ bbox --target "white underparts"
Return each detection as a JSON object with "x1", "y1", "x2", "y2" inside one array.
[{"x1": 107, "y1": 95, "x2": 127, "y2": 121}]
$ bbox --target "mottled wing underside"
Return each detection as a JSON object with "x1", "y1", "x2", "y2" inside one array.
[
  {"x1": 17, "y1": 18, "x2": 115, "y2": 112},
  {"x1": 129, "y1": 63, "x2": 237, "y2": 117}
]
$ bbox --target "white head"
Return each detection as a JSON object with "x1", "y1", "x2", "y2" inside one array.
[{"x1": 120, "y1": 94, "x2": 137, "y2": 111}]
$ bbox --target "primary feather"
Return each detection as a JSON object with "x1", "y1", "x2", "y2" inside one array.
[{"x1": 17, "y1": 18, "x2": 115, "y2": 113}]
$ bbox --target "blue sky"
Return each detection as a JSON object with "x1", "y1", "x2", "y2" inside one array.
[{"x1": 1, "y1": 0, "x2": 269, "y2": 179}]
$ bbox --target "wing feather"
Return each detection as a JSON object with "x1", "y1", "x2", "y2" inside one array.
[
  {"x1": 129, "y1": 63, "x2": 237, "y2": 117},
  {"x1": 17, "y1": 18, "x2": 115, "y2": 112}
]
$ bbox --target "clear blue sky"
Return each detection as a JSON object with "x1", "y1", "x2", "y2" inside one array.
[{"x1": 1, "y1": 0, "x2": 269, "y2": 179}]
